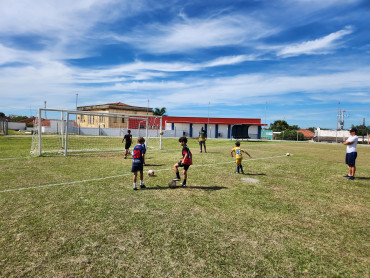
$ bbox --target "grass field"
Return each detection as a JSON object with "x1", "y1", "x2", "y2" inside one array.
[{"x1": 0, "y1": 136, "x2": 369, "y2": 277}]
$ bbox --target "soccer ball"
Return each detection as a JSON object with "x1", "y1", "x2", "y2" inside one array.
[
  {"x1": 148, "y1": 170, "x2": 154, "y2": 176},
  {"x1": 286, "y1": 153, "x2": 291, "y2": 156},
  {"x1": 168, "y1": 179, "x2": 176, "y2": 187}
]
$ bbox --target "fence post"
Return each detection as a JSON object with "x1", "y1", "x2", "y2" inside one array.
[
  {"x1": 64, "y1": 112, "x2": 69, "y2": 156},
  {"x1": 38, "y1": 108, "x2": 42, "y2": 156}
]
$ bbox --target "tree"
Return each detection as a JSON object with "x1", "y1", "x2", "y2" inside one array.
[
  {"x1": 277, "y1": 130, "x2": 304, "y2": 141},
  {"x1": 0, "y1": 112, "x2": 5, "y2": 118},
  {"x1": 269, "y1": 120, "x2": 290, "y2": 132},
  {"x1": 153, "y1": 107, "x2": 167, "y2": 116},
  {"x1": 307, "y1": 127, "x2": 316, "y2": 132},
  {"x1": 289, "y1": 125, "x2": 300, "y2": 131},
  {"x1": 351, "y1": 124, "x2": 370, "y2": 136},
  {"x1": 8, "y1": 114, "x2": 28, "y2": 122}
]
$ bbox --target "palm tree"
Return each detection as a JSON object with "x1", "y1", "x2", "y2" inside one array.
[{"x1": 153, "y1": 107, "x2": 167, "y2": 116}]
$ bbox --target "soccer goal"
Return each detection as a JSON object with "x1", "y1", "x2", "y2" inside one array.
[{"x1": 31, "y1": 108, "x2": 163, "y2": 156}]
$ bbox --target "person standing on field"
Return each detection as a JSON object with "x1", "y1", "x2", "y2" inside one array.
[
  {"x1": 343, "y1": 127, "x2": 358, "y2": 180},
  {"x1": 122, "y1": 130, "x2": 132, "y2": 159},
  {"x1": 131, "y1": 137, "x2": 146, "y2": 190},
  {"x1": 198, "y1": 126, "x2": 207, "y2": 153}
]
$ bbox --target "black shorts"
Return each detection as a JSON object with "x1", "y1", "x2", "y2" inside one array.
[
  {"x1": 345, "y1": 152, "x2": 357, "y2": 166},
  {"x1": 125, "y1": 143, "x2": 131, "y2": 150},
  {"x1": 199, "y1": 141, "x2": 206, "y2": 146},
  {"x1": 178, "y1": 161, "x2": 190, "y2": 170},
  {"x1": 131, "y1": 164, "x2": 144, "y2": 173}
]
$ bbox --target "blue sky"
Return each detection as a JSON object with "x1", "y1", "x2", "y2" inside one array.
[{"x1": 0, "y1": 0, "x2": 369, "y2": 129}]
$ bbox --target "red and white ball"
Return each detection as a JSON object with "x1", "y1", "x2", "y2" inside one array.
[{"x1": 147, "y1": 170, "x2": 155, "y2": 176}]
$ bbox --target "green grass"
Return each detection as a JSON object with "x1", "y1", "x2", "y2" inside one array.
[{"x1": 0, "y1": 136, "x2": 369, "y2": 277}]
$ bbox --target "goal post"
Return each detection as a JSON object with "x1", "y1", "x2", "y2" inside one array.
[{"x1": 31, "y1": 108, "x2": 163, "y2": 156}]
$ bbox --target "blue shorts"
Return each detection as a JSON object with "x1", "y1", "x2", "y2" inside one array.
[
  {"x1": 345, "y1": 152, "x2": 357, "y2": 166},
  {"x1": 131, "y1": 164, "x2": 144, "y2": 173}
]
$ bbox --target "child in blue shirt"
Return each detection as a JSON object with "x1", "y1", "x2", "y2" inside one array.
[{"x1": 131, "y1": 137, "x2": 146, "y2": 190}]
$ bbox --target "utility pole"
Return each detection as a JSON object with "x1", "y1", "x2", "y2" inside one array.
[
  {"x1": 337, "y1": 102, "x2": 348, "y2": 130},
  {"x1": 264, "y1": 101, "x2": 267, "y2": 130},
  {"x1": 44, "y1": 101, "x2": 47, "y2": 119},
  {"x1": 76, "y1": 93, "x2": 78, "y2": 110}
]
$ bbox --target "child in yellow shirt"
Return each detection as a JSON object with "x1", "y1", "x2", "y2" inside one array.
[{"x1": 231, "y1": 141, "x2": 252, "y2": 174}]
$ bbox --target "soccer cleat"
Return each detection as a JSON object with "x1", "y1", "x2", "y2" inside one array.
[
  {"x1": 133, "y1": 187, "x2": 138, "y2": 191},
  {"x1": 140, "y1": 184, "x2": 146, "y2": 189},
  {"x1": 349, "y1": 176, "x2": 355, "y2": 180},
  {"x1": 124, "y1": 155, "x2": 127, "y2": 159},
  {"x1": 180, "y1": 183, "x2": 186, "y2": 187},
  {"x1": 343, "y1": 175, "x2": 350, "y2": 178},
  {"x1": 173, "y1": 178, "x2": 181, "y2": 181}
]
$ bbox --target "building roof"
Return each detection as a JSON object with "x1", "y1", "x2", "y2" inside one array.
[
  {"x1": 77, "y1": 102, "x2": 153, "y2": 113},
  {"x1": 298, "y1": 129, "x2": 315, "y2": 138},
  {"x1": 163, "y1": 116, "x2": 267, "y2": 126},
  {"x1": 17, "y1": 117, "x2": 36, "y2": 124}
]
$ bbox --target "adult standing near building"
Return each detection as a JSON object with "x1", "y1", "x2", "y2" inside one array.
[
  {"x1": 198, "y1": 126, "x2": 207, "y2": 153},
  {"x1": 343, "y1": 127, "x2": 358, "y2": 180}
]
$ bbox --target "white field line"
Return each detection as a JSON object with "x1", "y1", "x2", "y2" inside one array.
[
  {"x1": 0, "y1": 154, "x2": 290, "y2": 193},
  {"x1": 0, "y1": 157, "x2": 32, "y2": 161}
]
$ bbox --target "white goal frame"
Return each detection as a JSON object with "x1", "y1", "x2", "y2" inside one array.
[{"x1": 32, "y1": 108, "x2": 162, "y2": 156}]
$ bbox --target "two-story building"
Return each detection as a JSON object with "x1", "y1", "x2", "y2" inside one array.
[{"x1": 76, "y1": 102, "x2": 153, "y2": 129}]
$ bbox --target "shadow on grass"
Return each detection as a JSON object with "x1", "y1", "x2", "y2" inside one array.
[
  {"x1": 356, "y1": 177, "x2": 370, "y2": 180},
  {"x1": 143, "y1": 164, "x2": 165, "y2": 167},
  {"x1": 144, "y1": 185, "x2": 228, "y2": 191},
  {"x1": 243, "y1": 173, "x2": 266, "y2": 176}
]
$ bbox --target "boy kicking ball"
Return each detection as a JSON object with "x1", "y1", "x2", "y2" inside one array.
[
  {"x1": 231, "y1": 141, "x2": 252, "y2": 174},
  {"x1": 131, "y1": 137, "x2": 146, "y2": 190},
  {"x1": 173, "y1": 137, "x2": 192, "y2": 187}
]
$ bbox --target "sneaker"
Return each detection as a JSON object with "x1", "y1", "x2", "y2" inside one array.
[
  {"x1": 140, "y1": 184, "x2": 146, "y2": 189},
  {"x1": 173, "y1": 178, "x2": 181, "y2": 181},
  {"x1": 133, "y1": 187, "x2": 138, "y2": 191},
  {"x1": 124, "y1": 155, "x2": 127, "y2": 159},
  {"x1": 180, "y1": 183, "x2": 186, "y2": 187},
  {"x1": 241, "y1": 171, "x2": 245, "y2": 174},
  {"x1": 343, "y1": 174, "x2": 350, "y2": 178},
  {"x1": 200, "y1": 151, "x2": 202, "y2": 153},
  {"x1": 349, "y1": 176, "x2": 355, "y2": 180}
]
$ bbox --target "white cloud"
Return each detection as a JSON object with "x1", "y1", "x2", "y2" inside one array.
[
  {"x1": 113, "y1": 13, "x2": 278, "y2": 53},
  {"x1": 277, "y1": 26, "x2": 354, "y2": 57}
]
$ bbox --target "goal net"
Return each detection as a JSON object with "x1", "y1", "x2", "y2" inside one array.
[{"x1": 31, "y1": 108, "x2": 162, "y2": 156}]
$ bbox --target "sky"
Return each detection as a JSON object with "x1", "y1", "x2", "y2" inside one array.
[{"x1": 0, "y1": 0, "x2": 369, "y2": 129}]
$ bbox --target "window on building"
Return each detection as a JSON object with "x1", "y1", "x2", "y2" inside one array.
[
  {"x1": 89, "y1": 115, "x2": 94, "y2": 124},
  {"x1": 113, "y1": 116, "x2": 117, "y2": 123},
  {"x1": 100, "y1": 116, "x2": 104, "y2": 122},
  {"x1": 121, "y1": 117, "x2": 125, "y2": 123}
]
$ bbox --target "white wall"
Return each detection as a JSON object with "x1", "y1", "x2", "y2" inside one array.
[
  {"x1": 217, "y1": 125, "x2": 229, "y2": 138},
  {"x1": 8, "y1": 122, "x2": 26, "y2": 130},
  {"x1": 248, "y1": 126, "x2": 258, "y2": 139},
  {"x1": 315, "y1": 128, "x2": 350, "y2": 138}
]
